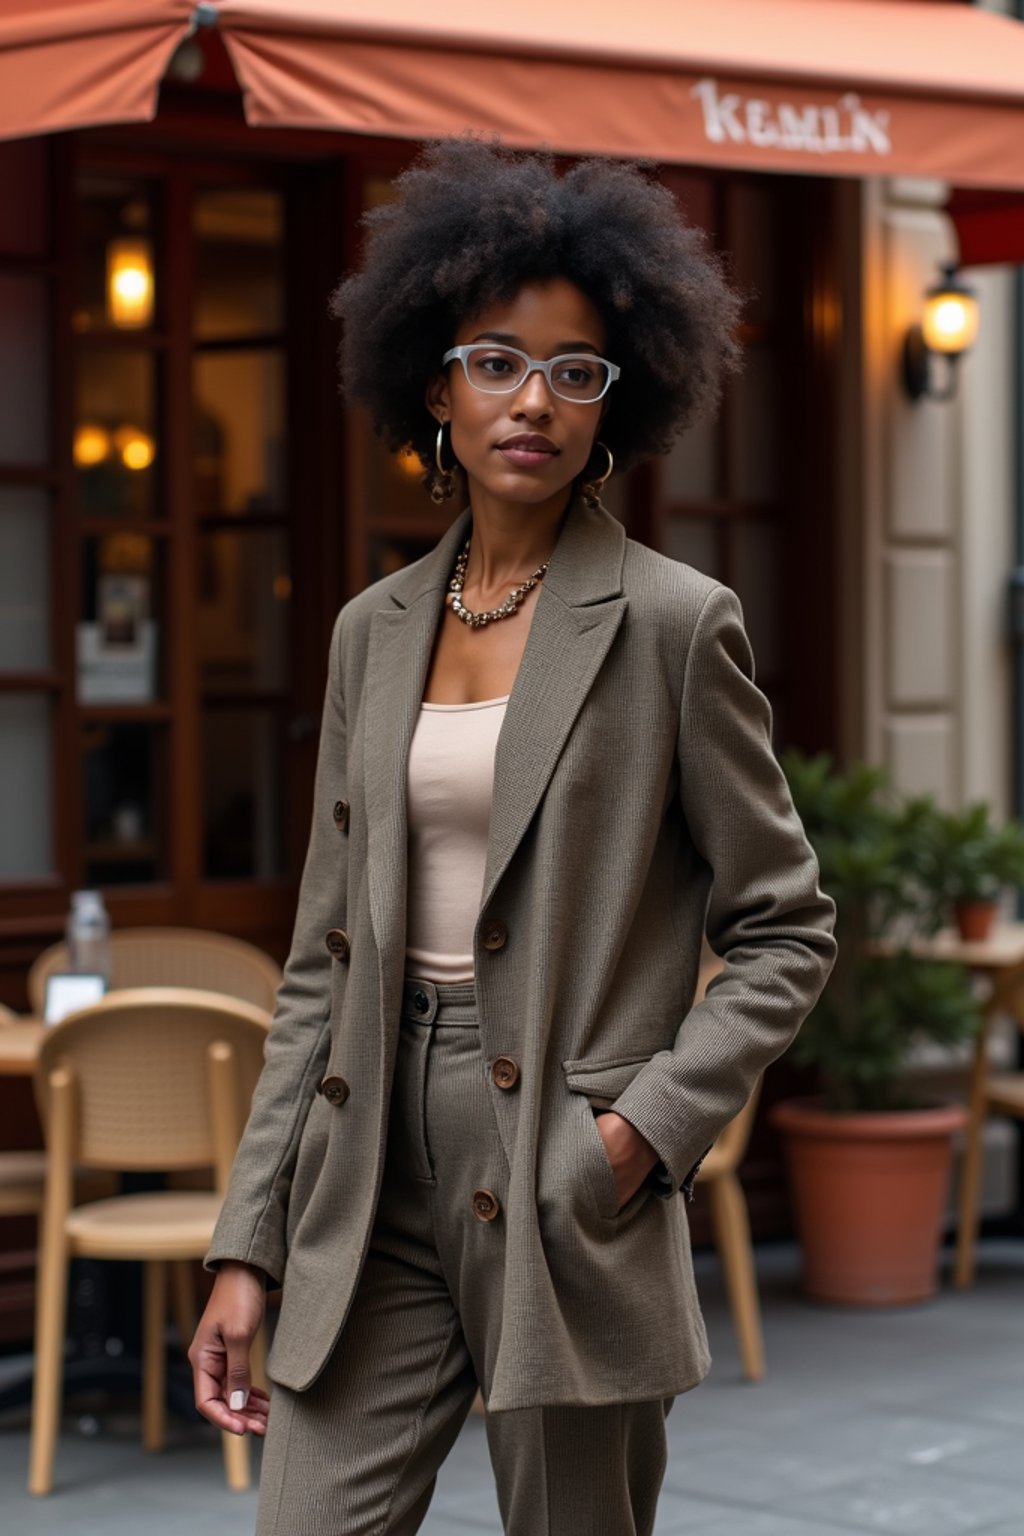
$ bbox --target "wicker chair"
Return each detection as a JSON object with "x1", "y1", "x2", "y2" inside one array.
[
  {"x1": 29, "y1": 988, "x2": 270, "y2": 1496},
  {"x1": 27, "y1": 927, "x2": 283, "y2": 1018},
  {"x1": 690, "y1": 944, "x2": 767, "y2": 1381},
  {"x1": 692, "y1": 1079, "x2": 766, "y2": 1380},
  {"x1": 0, "y1": 1004, "x2": 47, "y2": 1219}
]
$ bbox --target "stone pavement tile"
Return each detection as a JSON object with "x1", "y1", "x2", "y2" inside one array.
[
  {"x1": 0, "y1": 1419, "x2": 260, "y2": 1536},
  {"x1": 777, "y1": 1466, "x2": 1022, "y2": 1535},
  {"x1": 877, "y1": 1377, "x2": 1024, "y2": 1432},
  {"x1": 930, "y1": 1429, "x2": 1024, "y2": 1488},
  {"x1": 655, "y1": 1508, "x2": 876, "y2": 1536},
  {"x1": 661, "y1": 1410, "x2": 1013, "y2": 1512},
  {"x1": 649, "y1": 1487, "x2": 754, "y2": 1532}
]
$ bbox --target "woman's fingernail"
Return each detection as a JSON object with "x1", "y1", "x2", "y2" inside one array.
[{"x1": 229, "y1": 1389, "x2": 248, "y2": 1411}]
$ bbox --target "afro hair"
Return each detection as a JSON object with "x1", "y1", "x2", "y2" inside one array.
[{"x1": 331, "y1": 137, "x2": 744, "y2": 492}]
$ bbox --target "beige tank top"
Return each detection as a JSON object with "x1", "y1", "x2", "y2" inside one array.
[{"x1": 405, "y1": 695, "x2": 509, "y2": 983}]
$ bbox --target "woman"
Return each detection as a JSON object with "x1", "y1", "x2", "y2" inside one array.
[{"x1": 191, "y1": 139, "x2": 838, "y2": 1535}]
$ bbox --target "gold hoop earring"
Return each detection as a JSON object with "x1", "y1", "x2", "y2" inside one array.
[
  {"x1": 579, "y1": 441, "x2": 614, "y2": 509},
  {"x1": 431, "y1": 422, "x2": 457, "y2": 504}
]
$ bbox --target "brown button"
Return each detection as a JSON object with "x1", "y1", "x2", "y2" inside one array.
[
  {"x1": 471, "y1": 1188, "x2": 500, "y2": 1222},
  {"x1": 491, "y1": 1056, "x2": 520, "y2": 1091},
  {"x1": 481, "y1": 919, "x2": 508, "y2": 952},
  {"x1": 333, "y1": 798, "x2": 350, "y2": 832},
  {"x1": 325, "y1": 927, "x2": 350, "y2": 961},
  {"x1": 319, "y1": 1075, "x2": 349, "y2": 1106}
]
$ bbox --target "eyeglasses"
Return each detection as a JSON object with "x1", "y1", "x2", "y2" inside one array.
[{"x1": 442, "y1": 344, "x2": 620, "y2": 404}]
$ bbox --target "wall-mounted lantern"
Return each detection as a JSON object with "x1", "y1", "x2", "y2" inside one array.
[
  {"x1": 106, "y1": 238, "x2": 154, "y2": 329},
  {"x1": 903, "y1": 261, "x2": 980, "y2": 403}
]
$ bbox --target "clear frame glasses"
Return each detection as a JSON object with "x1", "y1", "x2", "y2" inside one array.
[{"x1": 442, "y1": 343, "x2": 621, "y2": 404}]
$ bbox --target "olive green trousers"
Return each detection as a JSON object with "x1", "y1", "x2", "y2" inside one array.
[{"x1": 256, "y1": 976, "x2": 674, "y2": 1536}]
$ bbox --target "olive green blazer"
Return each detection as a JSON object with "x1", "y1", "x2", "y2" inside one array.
[{"x1": 207, "y1": 491, "x2": 837, "y2": 1411}]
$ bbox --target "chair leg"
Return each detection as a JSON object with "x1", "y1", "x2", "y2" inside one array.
[
  {"x1": 28, "y1": 1233, "x2": 70, "y2": 1494},
  {"x1": 221, "y1": 1425, "x2": 251, "y2": 1491},
  {"x1": 953, "y1": 1106, "x2": 987, "y2": 1290},
  {"x1": 707, "y1": 1172, "x2": 766, "y2": 1382},
  {"x1": 143, "y1": 1260, "x2": 167, "y2": 1452},
  {"x1": 170, "y1": 1259, "x2": 196, "y2": 1350}
]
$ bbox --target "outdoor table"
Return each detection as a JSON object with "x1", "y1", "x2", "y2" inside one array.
[
  {"x1": 0, "y1": 1019, "x2": 46, "y2": 1076},
  {"x1": 869, "y1": 921, "x2": 1024, "y2": 1289}
]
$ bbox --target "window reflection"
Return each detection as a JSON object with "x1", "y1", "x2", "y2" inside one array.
[
  {"x1": 75, "y1": 350, "x2": 158, "y2": 519},
  {"x1": 0, "y1": 695, "x2": 52, "y2": 880},
  {"x1": 194, "y1": 351, "x2": 284, "y2": 515},
  {"x1": 198, "y1": 528, "x2": 289, "y2": 696},
  {"x1": 83, "y1": 721, "x2": 162, "y2": 886},
  {"x1": 0, "y1": 274, "x2": 49, "y2": 464},
  {"x1": 75, "y1": 174, "x2": 158, "y2": 334},
  {"x1": 0, "y1": 488, "x2": 50, "y2": 671},
  {"x1": 203, "y1": 707, "x2": 285, "y2": 880},
  {"x1": 194, "y1": 189, "x2": 283, "y2": 341}
]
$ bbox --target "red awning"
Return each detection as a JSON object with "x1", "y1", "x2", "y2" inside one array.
[{"x1": 5, "y1": 0, "x2": 1024, "y2": 191}]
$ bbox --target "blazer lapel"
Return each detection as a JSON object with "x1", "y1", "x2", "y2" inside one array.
[
  {"x1": 363, "y1": 493, "x2": 627, "y2": 977},
  {"x1": 480, "y1": 582, "x2": 626, "y2": 917}
]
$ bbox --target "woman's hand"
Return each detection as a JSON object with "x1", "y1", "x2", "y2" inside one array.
[
  {"x1": 595, "y1": 1111, "x2": 661, "y2": 1211},
  {"x1": 189, "y1": 1260, "x2": 271, "y2": 1436}
]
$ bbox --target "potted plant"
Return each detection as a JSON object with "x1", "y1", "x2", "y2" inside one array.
[
  {"x1": 919, "y1": 801, "x2": 1024, "y2": 941},
  {"x1": 769, "y1": 752, "x2": 979, "y2": 1306}
]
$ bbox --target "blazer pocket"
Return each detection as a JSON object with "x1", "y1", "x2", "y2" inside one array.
[{"x1": 561, "y1": 1053, "x2": 653, "y2": 1109}]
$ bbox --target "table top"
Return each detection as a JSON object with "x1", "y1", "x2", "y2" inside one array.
[
  {"x1": 0, "y1": 1020, "x2": 46, "y2": 1076},
  {"x1": 868, "y1": 921, "x2": 1024, "y2": 970}
]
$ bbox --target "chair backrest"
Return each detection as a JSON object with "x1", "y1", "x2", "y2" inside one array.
[
  {"x1": 0, "y1": 1002, "x2": 17, "y2": 1025},
  {"x1": 28, "y1": 927, "x2": 283, "y2": 1017},
  {"x1": 34, "y1": 988, "x2": 269, "y2": 1173}
]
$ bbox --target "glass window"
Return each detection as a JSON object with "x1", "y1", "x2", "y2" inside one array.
[
  {"x1": 0, "y1": 140, "x2": 48, "y2": 256},
  {"x1": 665, "y1": 518, "x2": 721, "y2": 579},
  {"x1": 75, "y1": 174, "x2": 158, "y2": 334},
  {"x1": 77, "y1": 532, "x2": 161, "y2": 705},
  {"x1": 663, "y1": 415, "x2": 718, "y2": 504},
  {"x1": 194, "y1": 350, "x2": 285, "y2": 515},
  {"x1": 731, "y1": 349, "x2": 781, "y2": 504},
  {"x1": 198, "y1": 527, "x2": 290, "y2": 697},
  {"x1": 194, "y1": 189, "x2": 284, "y2": 341},
  {"x1": 203, "y1": 707, "x2": 286, "y2": 879},
  {"x1": 75, "y1": 350, "x2": 158, "y2": 519},
  {"x1": 726, "y1": 180, "x2": 779, "y2": 329},
  {"x1": 0, "y1": 488, "x2": 50, "y2": 671},
  {"x1": 0, "y1": 274, "x2": 49, "y2": 464},
  {"x1": 82, "y1": 721, "x2": 163, "y2": 886},
  {"x1": 0, "y1": 695, "x2": 52, "y2": 880},
  {"x1": 362, "y1": 428, "x2": 428, "y2": 524},
  {"x1": 732, "y1": 519, "x2": 781, "y2": 678}
]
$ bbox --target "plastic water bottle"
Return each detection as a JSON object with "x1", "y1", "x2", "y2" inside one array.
[{"x1": 65, "y1": 890, "x2": 112, "y2": 986}]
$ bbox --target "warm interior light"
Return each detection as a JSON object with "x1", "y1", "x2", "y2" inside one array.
[
  {"x1": 74, "y1": 424, "x2": 111, "y2": 467},
  {"x1": 107, "y1": 238, "x2": 154, "y2": 328},
  {"x1": 921, "y1": 270, "x2": 980, "y2": 356},
  {"x1": 114, "y1": 426, "x2": 156, "y2": 471},
  {"x1": 396, "y1": 445, "x2": 425, "y2": 479}
]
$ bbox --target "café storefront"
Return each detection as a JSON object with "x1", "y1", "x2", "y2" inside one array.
[{"x1": 2, "y1": 0, "x2": 1024, "y2": 1334}]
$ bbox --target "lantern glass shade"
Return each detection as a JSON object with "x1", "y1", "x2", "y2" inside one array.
[
  {"x1": 921, "y1": 282, "x2": 979, "y2": 356},
  {"x1": 106, "y1": 238, "x2": 153, "y2": 329}
]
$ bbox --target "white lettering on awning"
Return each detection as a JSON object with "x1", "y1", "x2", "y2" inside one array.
[{"x1": 691, "y1": 78, "x2": 891, "y2": 157}]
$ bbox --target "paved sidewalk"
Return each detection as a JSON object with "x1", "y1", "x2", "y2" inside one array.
[{"x1": 1, "y1": 1239, "x2": 1022, "y2": 1533}]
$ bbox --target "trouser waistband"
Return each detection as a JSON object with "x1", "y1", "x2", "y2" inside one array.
[{"x1": 401, "y1": 974, "x2": 477, "y2": 1026}]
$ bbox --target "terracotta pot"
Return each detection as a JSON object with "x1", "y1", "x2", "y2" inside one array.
[
  {"x1": 770, "y1": 1096, "x2": 967, "y2": 1306},
  {"x1": 953, "y1": 899, "x2": 998, "y2": 942}
]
